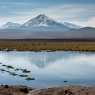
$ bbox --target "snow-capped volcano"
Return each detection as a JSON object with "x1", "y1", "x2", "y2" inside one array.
[
  {"x1": 0, "y1": 14, "x2": 95, "y2": 39},
  {"x1": 22, "y1": 14, "x2": 65, "y2": 28},
  {"x1": 2, "y1": 22, "x2": 21, "y2": 29},
  {"x1": 1, "y1": 14, "x2": 82, "y2": 31}
]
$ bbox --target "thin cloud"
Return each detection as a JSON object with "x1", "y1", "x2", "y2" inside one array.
[{"x1": 0, "y1": 4, "x2": 95, "y2": 27}]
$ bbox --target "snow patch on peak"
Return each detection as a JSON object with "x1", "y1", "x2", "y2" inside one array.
[
  {"x1": 22, "y1": 14, "x2": 64, "y2": 28},
  {"x1": 64, "y1": 22, "x2": 82, "y2": 29}
]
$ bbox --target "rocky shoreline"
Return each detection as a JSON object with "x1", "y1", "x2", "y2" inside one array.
[
  {"x1": 0, "y1": 85, "x2": 95, "y2": 95},
  {"x1": 0, "y1": 85, "x2": 32, "y2": 95}
]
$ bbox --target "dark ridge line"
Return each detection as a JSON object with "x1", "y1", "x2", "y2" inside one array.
[{"x1": 0, "y1": 39, "x2": 95, "y2": 42}]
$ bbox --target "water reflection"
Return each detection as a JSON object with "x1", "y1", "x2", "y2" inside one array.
[{"x1": 0, "y1": 51, "x2": 95, "y2": 88}]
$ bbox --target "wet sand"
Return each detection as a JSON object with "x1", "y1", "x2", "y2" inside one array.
[{"x1": 0, "y1": 85, "x2": 95, "y2": 95}]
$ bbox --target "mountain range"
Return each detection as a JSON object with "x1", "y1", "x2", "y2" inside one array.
[
  {"x1": 0, "y1": 14, "x2": 95, "y2": 39},
  {"x1": 1, "y1": 14, "x2": 81, "y2": 30}
]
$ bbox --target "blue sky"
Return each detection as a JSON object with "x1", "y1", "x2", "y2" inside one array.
[{"x1": 0, "y1": 0, "x2": 95, "y2": 27}]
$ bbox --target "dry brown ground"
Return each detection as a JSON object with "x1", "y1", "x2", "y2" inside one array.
[
  {"x1": 28, "y1": 86, "x2": 95, "y2": 95},
  {"x1": 0, "y1": 40, "x2": 95, "y2": 51},
  {"x1": 0, "y1": 85, "x2": 95, "y2": 95},
  {"x1": 0, "y1": 85, "x2": 33, "y2": 95}
]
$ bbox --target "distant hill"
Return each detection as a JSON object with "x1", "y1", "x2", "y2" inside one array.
[
  {"x1": 0, "y1": 27, "x2": 94, "y2": 39},
  {"x1": 2, "y1": 22, "x2": 21, "y2": 29}
]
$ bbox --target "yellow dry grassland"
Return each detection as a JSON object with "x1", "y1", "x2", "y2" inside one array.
[{"x1": 0, "y1": 40, "x2": 95, "y2": 51}]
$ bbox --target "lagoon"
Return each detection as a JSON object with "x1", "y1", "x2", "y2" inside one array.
[{"x1": 0, "y1": 51, "x2": 95, "y2": 88}]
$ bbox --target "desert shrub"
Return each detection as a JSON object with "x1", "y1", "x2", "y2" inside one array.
[
  {"x1": 20, "y1": 88, "x2": 29, "y2": 93},
  {"x1": 4, "y1": 85, "x2": 9, "y2": 88}
]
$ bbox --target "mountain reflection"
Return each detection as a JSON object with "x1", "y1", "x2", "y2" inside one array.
[{"x1": 0, "y1": 51, "x2": 95, "y2": 88}]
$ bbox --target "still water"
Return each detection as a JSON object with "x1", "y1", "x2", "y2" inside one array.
[{"x1": 0, "y1": 51, "x2": 95, "y2": 88}]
